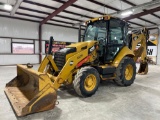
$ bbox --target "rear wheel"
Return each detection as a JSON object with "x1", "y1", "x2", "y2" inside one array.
[
  {"x1": 114, "y1": 57, "x2": 136, "y2": 86},
  {"x1": 73, "y1": 66, "x2": 100, "y2": 97}
]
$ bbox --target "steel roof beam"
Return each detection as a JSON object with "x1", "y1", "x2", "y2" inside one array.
[
  {"x1": 124, "y1": 7, "x2": 160, "y2": 21},
  {"x1": 87, "y1": 0, "x2": 119, "y2": 11},
  {"x1": 19, "y1": 7, "x2": 82, "y2": 22},
  {"x1": 54, "y1": 0, "x2": 144, "y2": 27},
  {"x1": 23, "y1": 0, "x2": 91, "y2": 19},
  {"x1": 53, "y1": 0, "x2": 103, "y2": 15},
  {"x1": 40, "y1": 0, "x2": 77, "y2": 25},
  {"x1": 121, "y1": 0, "x2": 136, "y2": 6},
  {"x1": 91, "y1": 0, "x2": 158, "y2": 25},
  {"x1": 138, "y1": 18, "x2": 157, "y2": 25},
  {"x1": 18, "y1": 0, "x2": 147, "y2": 27},
  {"x1": 121, "y1": 0, "x2": 160, "y2": 20},
  {"x1": 148, "y1": 27, "x2": 159, "y2": 30},
  {"x1": 16, "y1": 12, "x2": 74, "y2": 25},
  {"x1": 18, "y1": 6, "x2": 141, "y2": 27},
  {"x1": 127, "y1": 21, "x2": 143, "y2": 27},
  {"x1": 0, "y1": 10, "x2": 80, "y2": 30},
  {"x1": 10, "y1": 0, "x2": 23, "y2": 16}
]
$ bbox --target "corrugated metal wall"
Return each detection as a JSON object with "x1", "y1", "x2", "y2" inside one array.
[{"x1": 0, "y1": 17, "x2": 78, "y2": 65}]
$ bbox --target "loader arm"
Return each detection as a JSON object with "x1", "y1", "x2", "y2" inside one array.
[
  {"x1": 38, "y1": 55, "x2": 59, "y2": 73},
  {"x1": 51, "y1": 46, "x2": 97, "y2": 90},
  {"x1": 38, "y1": 36, "x2": 59, "y2": 73}
]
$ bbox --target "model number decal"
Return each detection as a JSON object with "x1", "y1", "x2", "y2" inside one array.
[{"x1": 77, "y1": 54, "x2": 83, "y2": 59}]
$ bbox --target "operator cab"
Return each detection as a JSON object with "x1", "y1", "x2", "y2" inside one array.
[{"x1": 83, "y1": 16, "x2": 128, "y2": 63}]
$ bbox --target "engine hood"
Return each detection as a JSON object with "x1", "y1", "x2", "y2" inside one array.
[{"x1": 66, "y1": 41, "x2": 97, "y2": 52}]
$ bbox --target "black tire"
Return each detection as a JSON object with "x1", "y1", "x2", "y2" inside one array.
[
  {"x1": 73, "y1": 66, "x2": 100, "y2": 97},
  {"x1": 114, "y1": 57, "x2": 136, "y2": 86}
]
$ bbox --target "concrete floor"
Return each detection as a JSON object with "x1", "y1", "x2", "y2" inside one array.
[{"x1": 0, "y1": 64, "x2": 160, "y2": 120}]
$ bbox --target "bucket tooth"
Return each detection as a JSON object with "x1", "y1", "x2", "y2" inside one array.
[{"x1": 138, "y1": 61, "x2": 148, "y2": 75}]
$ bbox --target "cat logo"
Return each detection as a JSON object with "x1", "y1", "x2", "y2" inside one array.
[{"x1": 77, "y1": 54, "x2": 83, "y2": 59}]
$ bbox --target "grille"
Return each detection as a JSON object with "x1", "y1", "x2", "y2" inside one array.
[{"x1": 54, "y1": 52, "x2": 66, "y2": 70}]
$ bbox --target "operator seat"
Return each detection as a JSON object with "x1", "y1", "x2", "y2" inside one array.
[{"x1": 107, "y1": 40, "x2": 118, "y2": 60}]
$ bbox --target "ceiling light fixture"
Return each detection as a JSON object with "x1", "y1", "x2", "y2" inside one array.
[
  {"x1": 121, "y1": 11, "x2": 133, "y2": 16},
  {"x1": 4, "y1": 4, "x2": 12, "y2": 11}
]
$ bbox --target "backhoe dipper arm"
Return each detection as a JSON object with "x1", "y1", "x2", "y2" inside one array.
[{"x1": 131, "y1": 28, "x2": 149, "y2": 74}]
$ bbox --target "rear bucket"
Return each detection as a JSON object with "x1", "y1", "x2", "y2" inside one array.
[
  {"x1": 138, "y1": 61, "x2": 148, "y2": 75},
  {"x1": 4, "y1": 65, "x2": 57, "y2": 116}
]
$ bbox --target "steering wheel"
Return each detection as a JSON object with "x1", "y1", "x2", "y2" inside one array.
[
  {"x1": 97, "y1": 37, "x2": 106, "y2": 45},
  {"x1": 97, "y1": 37, "x2": 106, "y2": 57}
]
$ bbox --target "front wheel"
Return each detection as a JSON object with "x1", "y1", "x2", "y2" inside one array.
[
  {"x1": 114, "y1": 57, "x2": 136, "y2": 86},
  {"x1": 73, "y1": 66, "x2": 100, "y2": 97}
]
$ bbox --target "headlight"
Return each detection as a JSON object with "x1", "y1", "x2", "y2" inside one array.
[{"x1": 70, "y1": 61, "x2": 74, "y2": 65}]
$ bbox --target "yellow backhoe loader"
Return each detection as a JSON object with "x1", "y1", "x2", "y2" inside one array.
[{"x1": 5, "y1": 15, "x2": 149, "y2": 116}]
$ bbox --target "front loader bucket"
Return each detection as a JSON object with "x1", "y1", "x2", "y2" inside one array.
[
  {"x1": 4, "y1": 65, "x2": 57, "y2": 116},
  {"x1": 138, "y1": 61, "x2": 148, "y2": 75}
]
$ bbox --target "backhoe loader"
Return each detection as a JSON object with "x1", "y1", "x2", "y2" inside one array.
[{"x1": 5, "y1": 15, "x2": 149, "y2": 116}]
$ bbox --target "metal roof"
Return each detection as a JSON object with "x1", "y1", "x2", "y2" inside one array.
[{"x1": 0, "y1": 0, "x2": 159, "y2": 30}]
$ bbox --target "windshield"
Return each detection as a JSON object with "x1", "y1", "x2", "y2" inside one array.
[
  {"x1": 84, "y1": 20, "x2": 107, "y2": 42},
  {"x1": 108, "y1": 18, "x2": 126, "y2": 45}
]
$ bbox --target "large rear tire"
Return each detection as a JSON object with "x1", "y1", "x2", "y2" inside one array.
[
  {"x1": 73, "y1": 66, "x2": 100, "y2": 97},
  {"x1": 114, "y1": 57, "x2": 136, "y2": 86}
]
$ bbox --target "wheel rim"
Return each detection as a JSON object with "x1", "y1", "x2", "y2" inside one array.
[
  {"x1": 84, "y1": 74, "x2": 97, "y2": 91},
  {"x1": 125, "y1": 64, "x2": 133, "y2": 80}
]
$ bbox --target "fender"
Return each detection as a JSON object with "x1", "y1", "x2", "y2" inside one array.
[{"x1": 112, "y1": 46, "x2": 135, "y2": 67}]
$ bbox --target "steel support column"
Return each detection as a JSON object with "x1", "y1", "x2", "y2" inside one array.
[
  {"x1": 39, "y1": 25, "x2": 42, "y2": 63},
  {"x1": 38, "y1": 0, "x2": 77, "y2": 63},
  {"x1": 40, "y1": 0, "x2": 77, "y2": 25}
]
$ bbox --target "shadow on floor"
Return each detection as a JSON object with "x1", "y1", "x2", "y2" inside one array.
[
  {"x1": 57, "y1": 85, "x2": 79, "y2": 99},
  {"x1": 57, "y1": 80, "x2": 118, "y2": 103},
  {"x1": 17, "y1": 107, "x2": 62, "y2": 120}
]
